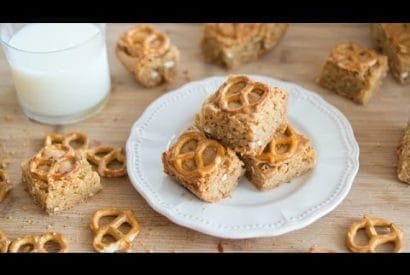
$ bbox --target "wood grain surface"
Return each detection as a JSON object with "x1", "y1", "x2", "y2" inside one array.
[{"x1": 0, "y1": 23, "x2": 409, "y2": 252}]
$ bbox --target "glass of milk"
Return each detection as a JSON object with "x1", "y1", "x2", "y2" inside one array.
[{"x1": 0, "y1": 23, "x2": 111, "y2": 124}]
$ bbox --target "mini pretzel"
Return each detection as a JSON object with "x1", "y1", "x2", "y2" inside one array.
[
  {"x1": 87, "y1": 146, "x2": 127, "y2": 178},
  {"x1": 0, "y1": 229, "x2": 10, "y2": 253},
  {"x1": 90, "y1": 208, "x2": 140, "y2": 253},
  {"x1": 124, "y1": 25, "x2": 170, "y2": 57},
  {"x1": 30, "y1": 144, "x2": 79, "y2": 182},
  {"x1": 331, "y1": 42, "x2": 378, "y2": 72},
  {"x1": 346, "y1": 215, "x2": 404, "y2": 253},
  {"x1": 171, "y1": 132, "x2": 225, "y2": 177},
  {"x1": 395, "y1": 33, "x2": 410, "y2": 54},
  {"x1": 8, "y1": 232, "x2": 69, "y2": 253},
  {"x1": 63, "y1": 132, "x2": 90, "y2": 152},
  {"x1": 258, "y1": 125, "x2": 298, "y2": 164},
  {"x1": 44, "y1": 133, "x2": 64, "y2": 146},
  {"x1": 0, "y1": 169, "x2": 12, "y2": 203},
  {"x1": 217, "y1": 75, "x2": 269, "y2": 113}
]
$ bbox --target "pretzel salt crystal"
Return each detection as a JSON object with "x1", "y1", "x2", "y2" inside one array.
[
  {"x1": 90, "y1": 208, "x2": 140, "y2": 253},
  {"x1": 346, "y1": 215, "x2": 404, "y2": 253},
  {"x1": 171, "y1": 132, "x2": 225, "y2": 177},
  {"x1": 8, "y1": 232, "x2": 69, "y2": 253}
]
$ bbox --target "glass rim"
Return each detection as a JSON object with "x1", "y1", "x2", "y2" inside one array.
[{"x1": 0, "y1": 23, "x2": 106, "y2": 54}]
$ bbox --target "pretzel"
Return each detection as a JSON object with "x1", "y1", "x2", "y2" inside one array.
[
  {"x1": 330, "y1": 42, "x2": 378, "y2": 72},
  {"x1": 90, "y1": 208, "x2": 140, "y2": 253},
  {"x1": 346, "y1": 215, "x2": 404, "y2": 253},
  {"x1": 29, "y1": 144, "x2": 80, "y2": 182},
  {"x1": 217, "y1": 75, "x2": 270, "y2": 113},
  {"x1": 44, "y1": 133, "x2": 64, "y2": 146},
  {"x1": 44, "y1": 132, "x2": 89, "y2": 153},
  {"x1": 0, "y1": 229, "x2": 10, "y2": 253},
  {"x1": 0, "y1": 169, "x2": 12, "y2": 203},
  {"x1": 122, "y1": 24, "x2": 170, "y2": 57},
  {"x1": 62, "y1": 132, "x2": 90, "y2": 152},
  {"x1": 87, "y1": 146, "x2": 127, "y2": 178},
  {"x1": 8, "y1": 232, "x2": 69, "y2": 253},
  {"x1": 258, "y1": 125, "x2": 298, "y2": 164},
  {"x1": 395, "y1": 33, "x2": 410, "y2": 54},
  {"x1": 171, "y1": 132, "x2": 226, "y2": 177}
]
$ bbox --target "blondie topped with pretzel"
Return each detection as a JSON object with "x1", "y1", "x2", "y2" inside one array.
[
  {"x1": 116, "y1": 24, "x2": 180, "y2": 88},
  {"x1": 162, "y1": 127, "x2": 244, "y2": 202},
  {"x1": 371, "y1": 23, "x2": 410, "y2": 84},
  {"x1": 243, "y1": 124, "x2": 316, "y2": 191},
  {"x1": 397, "y1": 120, "x2": 410, "y2": 184},
  {"x1": 201, "y1": 23, "x2": 288, "y2": 69},
  {"x1": 196, "y1": 75, "x2": 288, "y2": 156},
  {"x1": 316, "y1": 42, "x2": 388, "y2": 104},
  {"x1": 21, "y1": 144, "x2": 101, "y2": 215}
]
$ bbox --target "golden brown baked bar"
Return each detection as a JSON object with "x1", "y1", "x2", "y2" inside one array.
[
  {"x1": 397, "y1": 120, "x2": 410, "y2": 184},
  {"x1": 371, "y1": 23, "x2": 410, "y2": 84},
  {"x1": 21, "y1": 144, "x2": 102, "y2": 215},
  {"x1": 162, "y1": 127, "x2": 244, "y2": 203},
  {"x1": 201, "y1": 23, "x2": 288, "y2": 69},
  {"x1": 243, "y1": 124, "x2": 316, "y2": 191},
  {"x1": 316, "y1": 42, "x2": 388, "y2": 105},
  {"x1": 116, "y1": 24, "x2": 179, "y2": 88},
  {"x1": 196, "y1": 75, "x2": 288, "y2": 156}
]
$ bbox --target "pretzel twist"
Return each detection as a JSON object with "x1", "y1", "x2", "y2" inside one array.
[
  {"x1": 217, "y1": 75, "x2": 269, "y2": 113},
  {"x1": 90, "y1": 208, "x2": 140, "y2": 253},
  {"x1": 87, "y1": 146, "x2": 127, "y2": 178},
  {"x1": 346, "y1": 215, "x2": 404, "y2": 253},
  {"x1": 331, "y1": 42, "x2": 378, "y2": 72},
  {"x1": 258, "y1": 125, "x2": 298, "y2": 164},
  {"x1": 0, "y1": 229, "x2": 10, "y2": 253},
  {"x1": 8, "y1": 232, "x2": 69, "y2": 253},
  {"x1": 171, "y1": 132, "x2": 225, "y2": 177}
]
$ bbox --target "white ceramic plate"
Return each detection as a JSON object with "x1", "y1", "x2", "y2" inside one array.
[{"x1": 126, "y1": 75, "x2": 359, "y2": 239}]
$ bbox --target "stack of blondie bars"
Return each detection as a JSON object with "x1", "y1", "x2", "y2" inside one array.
[{"x1": 162, "y1": 75, "x2": 317, "y2": 202}]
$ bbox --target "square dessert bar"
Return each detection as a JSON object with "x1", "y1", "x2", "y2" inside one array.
[
  {"x1": 201, "y1": 23, "x2": 288, "y2": 69},
  {"x1": 116, "y1": 24, "x2": 180, "y2": 88},
  {"x1": 316, "y1": 42, "x2": 388, "y2": 104},
  {"x1": 243, "y1": 124, "x2": 316, "y2": 191},
  {"x1": 162, "y1": 127, "x2": 244, "y2": 203},
  {"x1": 196, "y1": 75, "x2": 288, "y2": 156},
  {"x1": 397, "y1": 121, "x2": 410, "y2": 184},
  {"x1": 22, "y1": 144, "x2": 101, "y2": 215},
  {"x1": 371, "y1": 23, "x2": 410, "y2": 84}
]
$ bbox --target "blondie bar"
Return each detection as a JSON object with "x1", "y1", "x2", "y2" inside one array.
[
  {"x1": 116, "y1": 24, "x2": 179, "y2": 88},
  {"x1": 371, "y1": 23, "x2": 410, "y2": 84},
  {"x1": 196, "y1": 75, "x2": 288, "y2": 156},
  {"x1": 162, "y1": 127, "x2": 244, "y2": 202},
  {"x1": 243, "y1": 124, "x2": 316, "y2": 191},
  {"x1": 316, "y1": 42, "x2": 388, "y2": 104},
  {"x1": 201, "y1": 23, "x2": 288, "y2": 69},
  {"x1": 397, "y1": 120, "x2": 410, "y2": 184},
  {"x1": 22, "y1": 144, "x2": 101, "y2": 215}
]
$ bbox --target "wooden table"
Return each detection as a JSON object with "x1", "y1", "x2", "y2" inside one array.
[{"x1": 1, "y1": 23, "x2": 409, "y2": 252}]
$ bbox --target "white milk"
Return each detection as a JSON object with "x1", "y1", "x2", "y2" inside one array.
[{"x1": 6, "y1": 23, "x2": 110, "y2": 119}]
